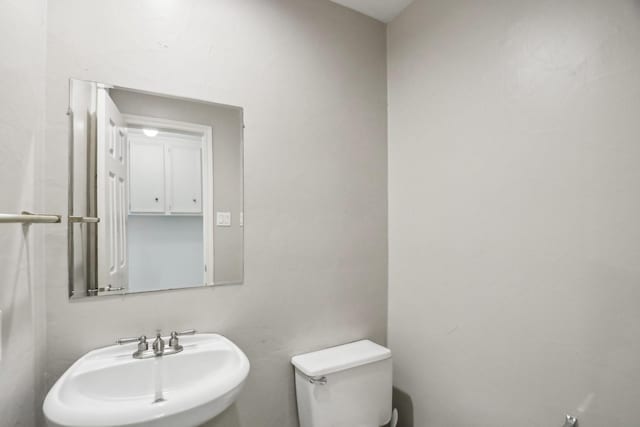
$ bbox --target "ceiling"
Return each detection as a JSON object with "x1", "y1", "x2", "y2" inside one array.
[{"x1": 329, "y1": 0, "x2": 415, "y2": 23}]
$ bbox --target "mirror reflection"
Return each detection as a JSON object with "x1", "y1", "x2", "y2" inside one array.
[{"x1": 68, "y1": 79, "x2": 243, "y2": 298}]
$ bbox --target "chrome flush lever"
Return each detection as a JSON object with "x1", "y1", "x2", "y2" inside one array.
[{"x1": 563, "y1": 415, "x2": 578, "y2": 427}]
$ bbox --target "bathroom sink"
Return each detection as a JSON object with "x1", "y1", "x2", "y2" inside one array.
[{"x1": 44, "y1": 333, "x2": 250, "y2": 427}]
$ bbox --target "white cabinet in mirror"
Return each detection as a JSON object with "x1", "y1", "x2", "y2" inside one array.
[{"x1": 68, "y1": 79, "x2": 244, "y2": 298}]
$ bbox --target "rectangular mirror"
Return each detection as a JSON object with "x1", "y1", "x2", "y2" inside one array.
[{"x1": 68, "y1": 79, "x2": 243, "y2": 298}]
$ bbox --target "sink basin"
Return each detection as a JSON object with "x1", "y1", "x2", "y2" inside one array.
[{"x1": 44, "y1": 333, "x2": 250, "y2": 427}]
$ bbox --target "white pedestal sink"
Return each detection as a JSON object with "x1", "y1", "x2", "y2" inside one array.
[{"x1": 44, "y1": 334, "x2": 250, "y2": 427}]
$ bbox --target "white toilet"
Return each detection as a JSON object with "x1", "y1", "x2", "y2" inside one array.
[{"x1": 291, "y1": 340, "x2": 393, "y2": 427}]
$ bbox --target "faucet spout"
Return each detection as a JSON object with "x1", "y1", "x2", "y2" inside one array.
[{"x1": 152, "y1": 333, "x2": 166, "y2": 356}]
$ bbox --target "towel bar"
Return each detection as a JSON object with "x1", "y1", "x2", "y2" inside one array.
[{"x1": 0, "y1": 211, "x2": 62, "y2": 224}]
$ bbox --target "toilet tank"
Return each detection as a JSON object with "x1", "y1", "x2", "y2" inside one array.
[{"x1": 291, "y1": 340, "x2": 392, "y2": 427}]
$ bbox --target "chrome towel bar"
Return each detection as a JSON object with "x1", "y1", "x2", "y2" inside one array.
[
  {"x1": 0, "y1": 212, "x2": 101, "y2": 225},
  {"x1": 0, "y1": 211, "x2": 62, "y2": 224},
  {"x1": 68, "y1": 216, "x2": 100, "y2": 223}
]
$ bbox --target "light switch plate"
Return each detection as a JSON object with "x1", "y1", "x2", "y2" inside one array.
[{"x1": 216, "y1": 212, "x2": 231, "y2": 227}]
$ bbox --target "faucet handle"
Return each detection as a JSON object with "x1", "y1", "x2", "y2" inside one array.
[
  {"x1": 117, "y1": 335, "x2": 149, "y2": 353},
  {"x1": 116, "y1": 335, "x2": 146, "y2": 345},
  {"x1": 169, "y1": 329, "x2": 196, "y2": 348}
]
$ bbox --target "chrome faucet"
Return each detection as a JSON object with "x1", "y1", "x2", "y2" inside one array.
[
  {"x1": 152, "y1": 332, "x2": 166, "y2": 356},
  {"x1": 117, "y1": 329, "x2": 196, "y2": 359}
]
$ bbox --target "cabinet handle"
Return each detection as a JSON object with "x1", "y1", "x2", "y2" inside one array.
[
  {"x1": 193, "y1": 198, "x2": 197, "y2": 203},
  {"x1": 155, "y1": 197, "x2": 159, "y2": 202}
]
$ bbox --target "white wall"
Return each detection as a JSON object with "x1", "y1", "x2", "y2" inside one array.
[
  {"x1": 128, "y1": 216, "x2": 204, "y2": 292},
  {"x1": 388, "y1": 0, "x2": 640, "y2": 426},
  {"x1": 45, "y1": 1, "x2": 387, "y2": 426},
  {"x1": 0, "y1": 0, "x2": 47, "y2": 426}
]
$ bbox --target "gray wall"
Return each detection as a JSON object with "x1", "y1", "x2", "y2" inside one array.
[
  {"x1": 0, "y1": 0, "x2": 47, "y2": 426},
  {"x1": 388, "y1": 0, "x2": 640, "y2": 426},
  {"x1": 44, "y1": 1, "x2": 387, "y2": 426},
  {"x1": 110, "y1": 89, "x2": 244, "y2": 284}
]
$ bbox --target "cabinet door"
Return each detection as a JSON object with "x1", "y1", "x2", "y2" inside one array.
[
  {"x1": 129, "y1": 138, "x2": 165, "y2": 213},
  {"x1": 168, "y1": 144, "x2": 202, "y2": 213}
]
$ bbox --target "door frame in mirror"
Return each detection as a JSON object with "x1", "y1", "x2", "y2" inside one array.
[{"x1": 121, "y1": 114, "x2": 215, "y2": 289}]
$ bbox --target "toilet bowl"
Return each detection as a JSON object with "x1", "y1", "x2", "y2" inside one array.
[{"x1": 291, "y1": 340, "x2": 393, "y2": 427}]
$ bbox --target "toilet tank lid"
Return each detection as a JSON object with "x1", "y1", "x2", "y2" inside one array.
[{"x1": 291, "y1": 340, "x2": 391, "y2": 377}]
